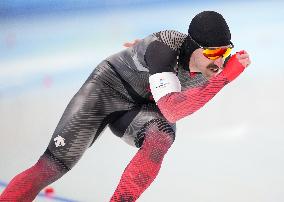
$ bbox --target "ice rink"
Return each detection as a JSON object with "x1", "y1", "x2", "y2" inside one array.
[{"x1": 1, "y1": 1, "x2": 284, "y2": 201}]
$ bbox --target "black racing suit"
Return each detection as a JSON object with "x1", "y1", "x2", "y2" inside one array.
[{"x1": 0, "y1": 30, "x2": 209, "y2": 202}]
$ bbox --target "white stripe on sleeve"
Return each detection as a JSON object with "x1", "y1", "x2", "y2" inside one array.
[{"x1": 149, "y1": 72, "x2": 181, "y2": 102}]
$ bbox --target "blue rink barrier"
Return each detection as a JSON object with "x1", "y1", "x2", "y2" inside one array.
[
  {"x1": 0, "y1": 180, "x2": 79, "y2": 202},
  {"x1": 0, "y1": 0, "x2": 218, "y2": 18}
]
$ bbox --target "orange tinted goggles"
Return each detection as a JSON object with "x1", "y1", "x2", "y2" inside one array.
[
  {"x1": 202, "y1": 46, "x2": 233, "y2": 60},
  {"x1": 188, "y1": 34, "x2": 234, "y2": 60}
]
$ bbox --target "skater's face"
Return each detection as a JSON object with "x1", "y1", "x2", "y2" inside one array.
[{"x1": 189, "y1": 47, "x2": 228, "y2": 80}]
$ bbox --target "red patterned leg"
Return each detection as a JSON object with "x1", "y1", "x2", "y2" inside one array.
[
  {"x1": 0, "y1": 154, "x2": 68, "y2": 202},
  {"x1": 110, "y1": 121, "x2": 174, "y2": 202}
]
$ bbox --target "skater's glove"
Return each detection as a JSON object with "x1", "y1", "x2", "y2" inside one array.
[{"x1": 221, "y1": 50, "x2": 251, "y2": 82}]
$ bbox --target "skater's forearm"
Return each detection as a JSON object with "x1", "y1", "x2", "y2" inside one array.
[{"x1": 157, "y1": 73, "x2": 228, "y2": 123}]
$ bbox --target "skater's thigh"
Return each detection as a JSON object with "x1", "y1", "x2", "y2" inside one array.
[{"x1": 45, "y1": 62, "x2": 134, "y2": 170}]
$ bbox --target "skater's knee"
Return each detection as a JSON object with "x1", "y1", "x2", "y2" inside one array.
[
  {"x1": 136, "y1": 119, "x2": 175, "y2": 149},
  {"x1": 40, "y1": 149, "x2": 71, "y2": 173}
]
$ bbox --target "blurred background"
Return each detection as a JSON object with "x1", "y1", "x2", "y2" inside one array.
[{"x1": 1, "y1": 0, "x2": 284, "y2": 201}]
